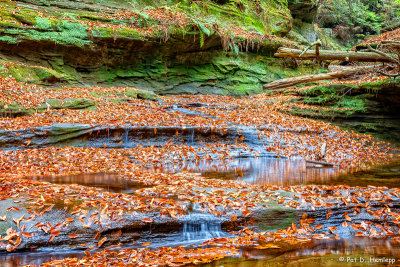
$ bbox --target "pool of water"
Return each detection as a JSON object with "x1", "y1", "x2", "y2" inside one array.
[
  {"x1": 148, "y1": 157, "x2": 400, "y2": 188},
  {"x1": 6, "y1": 157, "x2": 399, "y2": 266},
  {"x1": 27, "y1": 173, "x2": 149, "y2": 193},
  {"x1": 206, "y1": 237, "x2": 400, "y2": 267}
]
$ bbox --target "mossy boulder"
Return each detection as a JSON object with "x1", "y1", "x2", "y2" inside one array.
[
  {"x1": 39, "y1": 98, "x2": 96, "y2": 110},
  {"x1": 124, "y1": 89, "x2": 159, "y2": 101},
  {"x1": 0, "y1": 63, "x2": 63, "y2": 84},
  {"x1": 125, "y1": 90, "x2": 138, "y2": 98},
  {"x1": 0, "y1": 103, "x2": 33, "y2": 117},
  {"x1": 137, "y1": 90, "x2": 160, "y2": 101}
]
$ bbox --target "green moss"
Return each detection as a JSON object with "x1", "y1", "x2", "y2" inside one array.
[
  {"x1": 137, "y1": 89, "x2": 160, "y2": 101},
  {"x1": 4, "y1": 28, "x2": 23, "y2": 35},
  {"x1": 47, "y1": 124, "x2": 94, "y2": 144},
  {"x1": 226, "y1": 83, "x2": 261, "y2": 96},
  {"x1": 35, "y1": 17, "x2": 52, "y2": 30},
  {"x1": 115, "y1": 68, "x2": 147, "y2": 78},
  {"x1": 336, "y1": 96, "x2": 367, "y2": 112},
  {"x1": 359, "y1": 78, "x2": 391, "y2": 92},
  {"x1": 113, "y1": 27, "x2": 144, "y2": 39},
  {"x1": 12, "y1": 11, "x2": 38, "y2": 26},
  {"x1": 0, "y1": 103, "x2": 33, "y2": 117},
  {"x1": 298, "y1": 84, "x2": 360, "y2": 107},
  {"x1": 0, "y1": 35, "x2": 18, "y2": 44},
  {"x1": 125, "y1": 90, "x2": 138, "y2": 98},
  {"x1": 257, "y1": 209, "x2": 296, "y2": 231},
  {"x1": 97, "y1": 68, "x2": 118, "y2": 83},
  {"x1": 2, "y1": 17, "x2": 91, "y2": 46},
  {"x1": 0, "y1": 20, "x2": 22, "y2": 28},
  {"x1": 37, "y1": 98, "x2": 96, "y2": 110},
  {"x1": 176, "y1": 0, "x2": 291, "y2": 36},
  {"x1": 77, "y1": 12, "x2": 113, "y2": 23},
  {"x1": 0, "y1": 64, "x2": 63, "y2": 84}
]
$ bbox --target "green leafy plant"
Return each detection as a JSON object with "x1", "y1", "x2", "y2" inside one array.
[
  {"x1": 0, "y1": 36, "x2": 18, "y2": 44},
  {"x1": 35, "y1": 17, "x2": 52, "y2": 30},
  {"x1": 195, "y1": 22, "x2": 211, "y2": 48}
]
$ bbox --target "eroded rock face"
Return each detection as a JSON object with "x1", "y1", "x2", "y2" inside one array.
[
  {"x1": 287, "y1": 0, "x2": 317, "y2": 23},
  {"x1": 0, "y1": 0, "x2": 296, "y2": 96},
  {"x1": 0, "y1": 36, "x2": 295, "y2": 96}
]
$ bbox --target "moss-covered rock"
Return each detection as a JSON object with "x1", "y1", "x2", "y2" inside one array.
[
  {"x1": 0, "y1": 62, "x2": 63, "y2": 84},
  {"x1": 137, "y1": 90, "x2": 159, "y2": 101},
  {"x1": 287, "y1": 79, "x2": 400, "y2": 144},
  {"x1": 0, "y1": 102, "x2": 33, "y2": 117},
  {"x1": 124, "y1": 90, "x2": 138, "y2": 98},
  {"x1": 47, "y1": 123, "x2": 94, "y2": 144},
  {"x1": 42, "y1": 98, "x2": 96, "y2": 110},
  {"x1": 288, "y1": 0, "x2": 317, "y2": 23},
  {"x1": 0, "y1": 98, "x2": 95, "y2": 118},
  {"x1": 0, "y1": 0, "x2": 299, "y2": 95}
]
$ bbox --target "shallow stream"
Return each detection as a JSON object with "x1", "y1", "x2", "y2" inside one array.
[{"x1": 1, "y1": 157, "x2": 399, "y2": 266}]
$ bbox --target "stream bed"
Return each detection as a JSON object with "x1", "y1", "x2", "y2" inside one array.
[{"x1": 1, "y1": 157, "x2": 399, "y2": 266}]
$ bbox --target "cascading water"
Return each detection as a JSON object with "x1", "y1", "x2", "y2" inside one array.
[
  {"x1": 181, "y1": 214, "x2": 227, "y2": 242},
  {"x1": 182, "y1": 221, "x2": 223, "y2": 241},
  {"x1": 188, "y1": 128, "x2": 195, "y2": 144},
  {"x1": 123, "y1": 128, "x2": 129, "y2": 148}
]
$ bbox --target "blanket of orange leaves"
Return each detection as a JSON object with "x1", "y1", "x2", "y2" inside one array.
[{"x1": 0, "y1": 76, "x2": 399, "y2": 266}]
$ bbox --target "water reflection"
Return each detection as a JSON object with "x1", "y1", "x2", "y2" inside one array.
[
  {"x1": 28, "y1": 173, "x2": 148, "y2": 193},
  {"x1": 296, "y1": 238, "x2": 400, "y2": 258},
  {"x1": 0, "y1": 250, "x2": 84, "y2": 267},
  {"x1": 151, "y1": 158, "x2": 348, "y2": 186},
  {"x1": 207, "y1": 237, "x2": 400, "y2": 267},
  {"x1": 149, "y1": 157, "x2": 400, "y2": 187}
]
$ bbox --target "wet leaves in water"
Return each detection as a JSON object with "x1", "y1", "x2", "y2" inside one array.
[
  {"x1": 98, "y1": 237, "x2": 107, "y2": 248},
  {"x1": 0, "y1": 76, "x2": 398, "y2": 265},
  {"x1": 141, "y1": 218, "x2": 154, "y2": 223}
]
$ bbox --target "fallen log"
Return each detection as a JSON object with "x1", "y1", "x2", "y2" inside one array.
[
  {"x1": 263, "y1": 65, "x2": 377, "y2": 90},
  {"x1": 274, "y1": 47, "x2": 396, "y2": 62}
]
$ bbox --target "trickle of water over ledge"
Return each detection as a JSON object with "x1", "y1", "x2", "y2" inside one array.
[{"x1": 0, "y1": 213, "x2": 231, "y2": 266}]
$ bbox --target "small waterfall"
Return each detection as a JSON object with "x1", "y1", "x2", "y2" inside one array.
[
  {"x1": 107, "y1": 127, "x2": 110, "y2": 139},
  {"x1": 123, "y1": 128, "x2": 129, "y2": 148},
  {"x1": 182, "y1": 219, "x2": 224, "y2": 241},
  {"x1": 188, "y1": 128, "x2": 195, "y2": 144}
]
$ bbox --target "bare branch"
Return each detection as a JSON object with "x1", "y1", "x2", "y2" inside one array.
[
  {"x1": 367, "y1": 44, "x2": 400, "y2": 65},
  {"x1": 377, "y1": 71, "x2": 400, "y2": 78},
  {"x1": 381, "y1": 40, "x2": 400, "y2": 45}
]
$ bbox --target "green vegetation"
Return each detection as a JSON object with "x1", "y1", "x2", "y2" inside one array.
[
  {"x1": 297, "y1": 83, "x2": 371, "y2": 115},
  {"x1": 23, "y1": 20, "x2": 90, "y2": 46},
  {"x1": 315, "y1": 0, "x2": 400, "y2": 45},
  {"x1": 0, "y1": 35, "x2": 17, "y2": 44},
  {"x1": 35, "y1": 17, "x2": 52, "y2": 30},
  {"x1": 0, "y1": 0, "x2": 292, "y2": 47},
  {"x1": 0, "y1": 62, "x2": 63, "y2": 84}
]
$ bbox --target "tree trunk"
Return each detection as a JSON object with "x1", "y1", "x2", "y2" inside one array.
[
  {"x1": 274, "y1": 47, "x2": 396, "y2": 62},
  {"x1": 263, "y1": 65, "x2": 377, "y2": 90}
]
